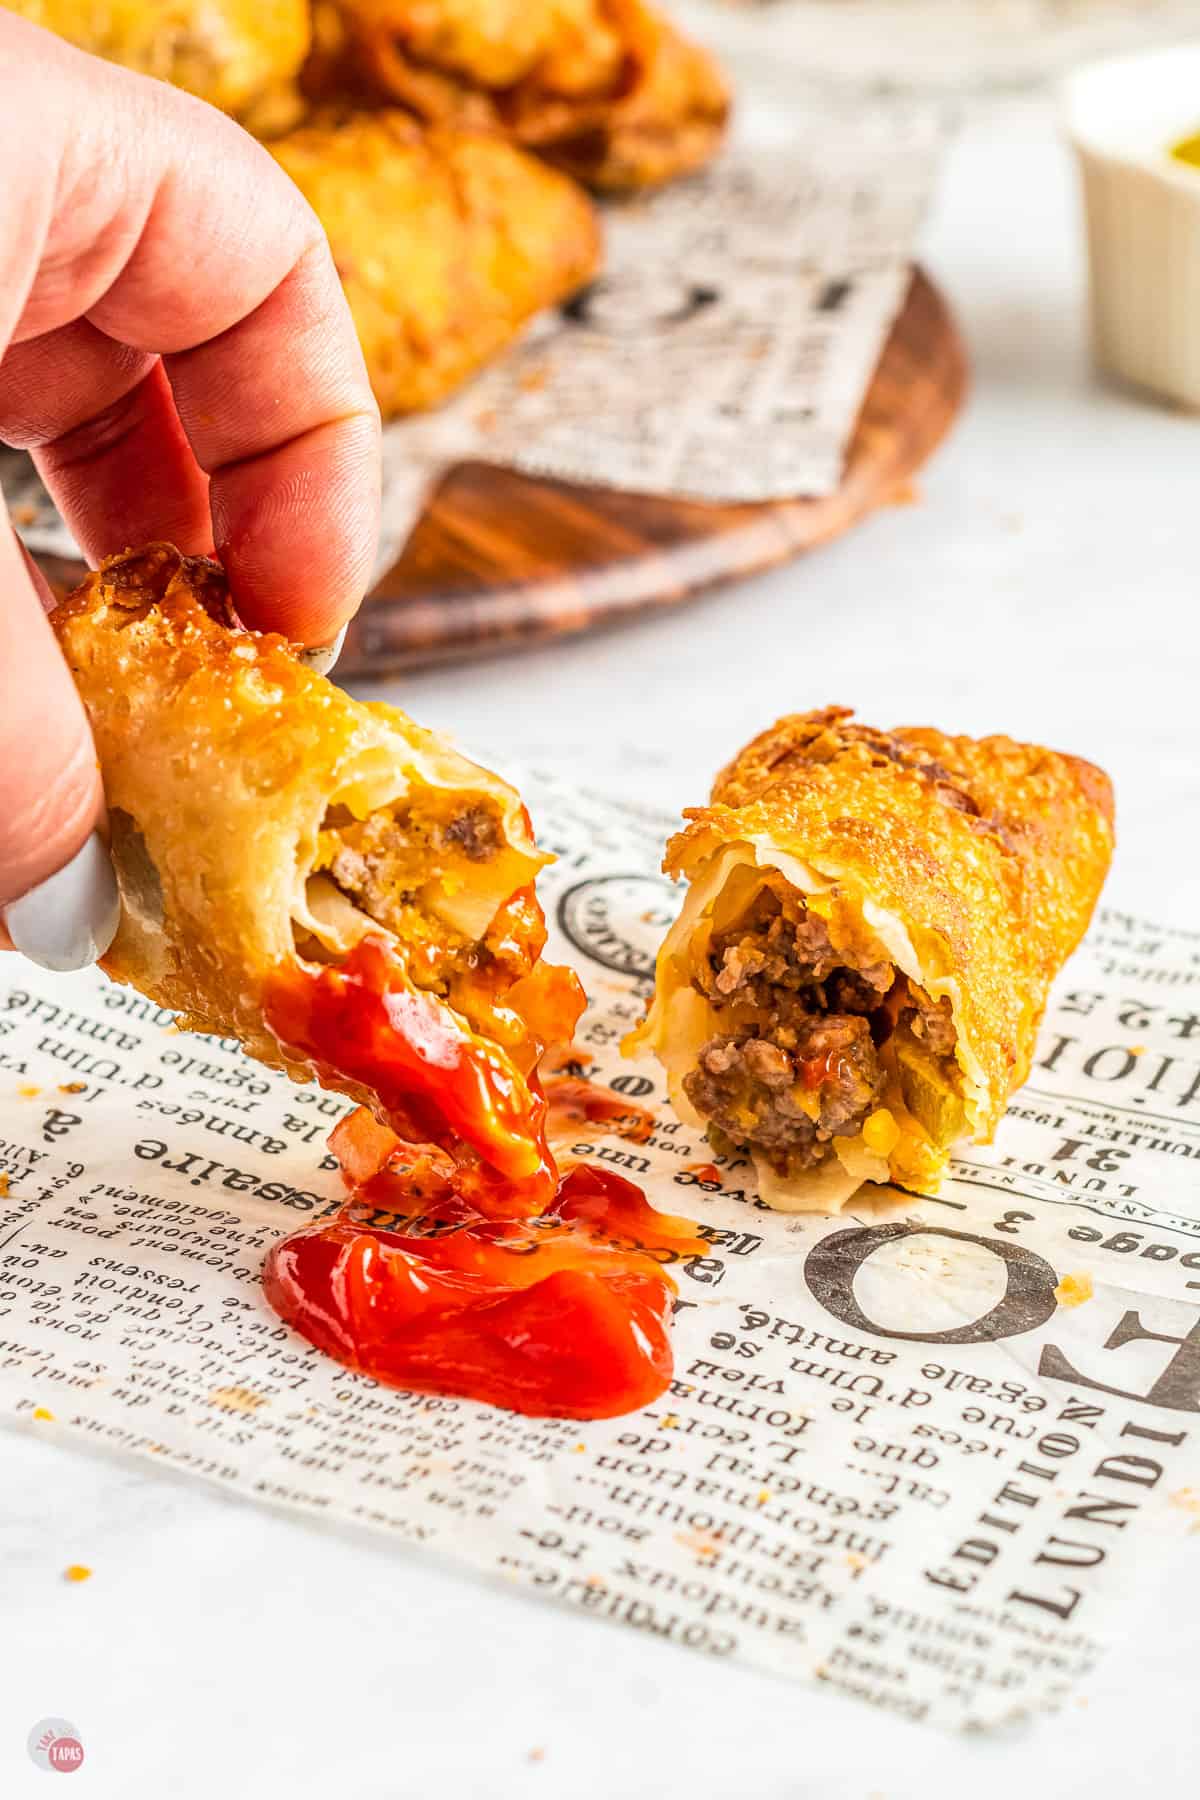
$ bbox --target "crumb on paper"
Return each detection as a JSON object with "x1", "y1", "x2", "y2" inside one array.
[
  {"x1": 528, "y1": 1748, "x2": 545, "y2": 1764},
  {"x1": 675, "y1": 1528, "x2": 720, "y2": 1561},
  {"x1": 1128, "y1": 1044, "x2": 1147, "y2": 1056},
  {"x1": 63, "y1": 1565, "x2": 92, "y2": 1583},
  {"x1": 659, "y1": 1414, "x2": 680, "y2": 1429},
  {"x1": 1169, "y1": 1488, "x2": 1200, "y2": 1530},
  {"x1": 162, "y1": 1023, "x2": 182, "y2": 1035},
  {"x1": 208, "y1": 1385, "x2": 268, "y2": 1414},
  {"x1": 0, "y1": 1173, "x2": 8, "y2": 1197},
  {"x1": 757, "y1": 1489, "x2": 772, "y2": 1506},
  {"x1": 584, "y1": 1574, "x2": 605, "y2": 1589},
  {"x1": 58, "y1": 1082, "x2": 86, "y2": 1095},
  {"x1": 572, "y1": 1442, "x2": 586, "y2": 1453},
  {"x1": 846, "y1": 1551, "x2": 868, "y2": 1571},
  {"x1": 32, "y1": 1406, "x2": 54, "y2": 1422},
  {"x1": 887, "y1": 479, "x2": 921, "y2": 507},
  {"x1": 1055, "y1": 1272, "x2": 1094, "y2": 1308},
  {"x1": 17, "y1": 1084, "x2": 40, "y2": 1099}
]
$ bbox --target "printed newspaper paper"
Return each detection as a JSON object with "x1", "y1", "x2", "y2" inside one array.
[
  {"x1": 2, "y1": 771, "x2": 1199, "y2": 1730},
  {"x1": 3, "y1": 108, "x2": 942, "y2": 574}
]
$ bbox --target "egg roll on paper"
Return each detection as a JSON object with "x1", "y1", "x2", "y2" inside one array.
[
  {"x1": 52, "y1": 544, "x2": 584, "y2": 1216},
  {"x1": 626, "y1": 707, "x2": 1114, "y2": 1213}
]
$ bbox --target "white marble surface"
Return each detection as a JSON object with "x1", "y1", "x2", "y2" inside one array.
[{"x1": 5, "y1": 94, "x2": 1199, "y2": 1798}]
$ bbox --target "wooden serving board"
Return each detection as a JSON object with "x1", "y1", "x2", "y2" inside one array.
[
  {"x1": 341, "y1": 267, "x2": 966, "y2": 677},
  {"x1": 32, "y1": 269, "x2": 964, "y2": 676}
]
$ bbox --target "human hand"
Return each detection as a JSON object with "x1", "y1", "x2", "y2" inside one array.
[{"x1": 0, "y1": 11, "x2": 381, "y2": 970}]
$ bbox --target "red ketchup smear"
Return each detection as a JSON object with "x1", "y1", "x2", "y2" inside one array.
[
  {"x1": 263, "y1": 1132, "x2": 706, "y2": 1419},
  {"x1": 800, "y1": 1050, "x2": 850, "y2": 1092},
  {"x1": 685, "y1": 1162, "x2": 723, "y2": 1184},
  {"x1": 262, "y1": 938, "x2": 706, "y2": 1417},
  {"x1": 264, "y1": 937, "x2": 558, "y2": 1218},
  {"x1": 543, "y1": 1075, "x2": 656, "y2": 1145}
]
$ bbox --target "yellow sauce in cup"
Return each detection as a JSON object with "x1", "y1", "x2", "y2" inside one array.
[{"x1": 1170, "y1": 130, "x2": 1200, "y2": 168}]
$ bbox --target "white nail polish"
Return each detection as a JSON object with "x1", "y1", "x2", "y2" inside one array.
[
  {"x1": 299, "y1": 625, "x2": 348, "y2": 678},
  {"x1": 3, "y1": 832, "x2": 121, "y2": 972}
]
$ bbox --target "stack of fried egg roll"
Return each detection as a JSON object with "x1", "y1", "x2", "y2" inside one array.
[
  {"x1": 4, "y1": 0, "x2": 312, "y2": 121},
  {"x1": 6, "y1": 0, "x2": 724, "y2": 417},
  {"x1": 269, "y1": 111, "x2": 602, "y2": 415},
  {"x1": 302, "y1": 0, "x2": 730, "y2": 191}
]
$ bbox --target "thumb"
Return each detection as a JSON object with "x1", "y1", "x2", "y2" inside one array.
[{"x1": 0, "y1": 527, "x2": 119, "y2": 970}]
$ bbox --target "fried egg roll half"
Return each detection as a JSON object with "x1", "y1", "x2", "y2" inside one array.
[
  {"x1": 270, "y1": 113, "x2": 602, "y2": 415},
  {"x1": 626, "y1": 708, "x2": 1114, "y2": 1213},
  {"x1": 7, "y1": 0, "x2": 311, "y2": 121},
  {"x1": 302, "y1": 0, "x2": 730, "y2": 193},
  {"x1": 53, "y1": 545, "x2": 584, "y2": 1216}
]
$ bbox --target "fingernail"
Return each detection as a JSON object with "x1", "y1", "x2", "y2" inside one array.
[
  {"x1": 299, "y1": 625, "x2": 348, "y2": 678},
  {"x1": 3, "y1": 831, "x2": 121, "y2": 972}
]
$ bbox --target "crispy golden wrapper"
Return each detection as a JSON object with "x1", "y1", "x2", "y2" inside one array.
[
  {"x1": 53, "y1": 545, "x2": 584, "y2": 1206},
  {"x1": 626, "y1": 707, "x2": 1114, "y2": 1213},
  {"x1": 8, "y1": 0, "x2": 310, "y2": 119},
  {"x1": 271, "y1": 112, "x2": 601, "y2": 415},
  {"x1": 302, "y1": 0, "x2": 729, "y2": 192},
  {"x1": 236, "y1": 79, "x2": 307, "y2": 138}
]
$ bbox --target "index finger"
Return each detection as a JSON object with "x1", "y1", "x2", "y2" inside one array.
[{"x1": 6, "y1": 17, "x2": 380, "y2": 643}]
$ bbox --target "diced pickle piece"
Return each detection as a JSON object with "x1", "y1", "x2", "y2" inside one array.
[{"x1": 896, "y1": 1039, "x2": 965, "y2": 1147}]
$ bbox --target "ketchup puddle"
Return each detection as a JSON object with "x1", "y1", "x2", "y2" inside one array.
[
  {"x1": 544, "y1": 1074, "x2": 656, "y2": 1145},
  {"x1": 264, "y1": 1157, "x2": 706, "y2": 1419},
  {"x1": 261, "y1": 944, "x2": 704, "y2": 1419}
]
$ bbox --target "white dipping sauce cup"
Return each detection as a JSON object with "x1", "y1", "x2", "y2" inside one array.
[{"x1": 1063, "y1": 44, "x2": 1200, "y2": 407}]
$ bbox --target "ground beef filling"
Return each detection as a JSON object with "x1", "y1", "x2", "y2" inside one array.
[
  {"x1": 682, "y1": 888, "x2": 950, "y2": 1177},
  {"x1": 685, "y1": 1016, "x2": 883, "y2": 1175},
  {"x1": 908, "y1": 988, "x2": 956, "y2": 1056},
  {"x1": 436, "y1": 804, "x2": 503, "y2": 862},
  {"x1": 320, "y1": 799, "x2": 503, "y2": 935}
]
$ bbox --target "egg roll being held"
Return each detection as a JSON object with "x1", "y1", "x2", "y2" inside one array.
[{"x1": 53, "y1": 544, "x2": 584, "y2": 1217}]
